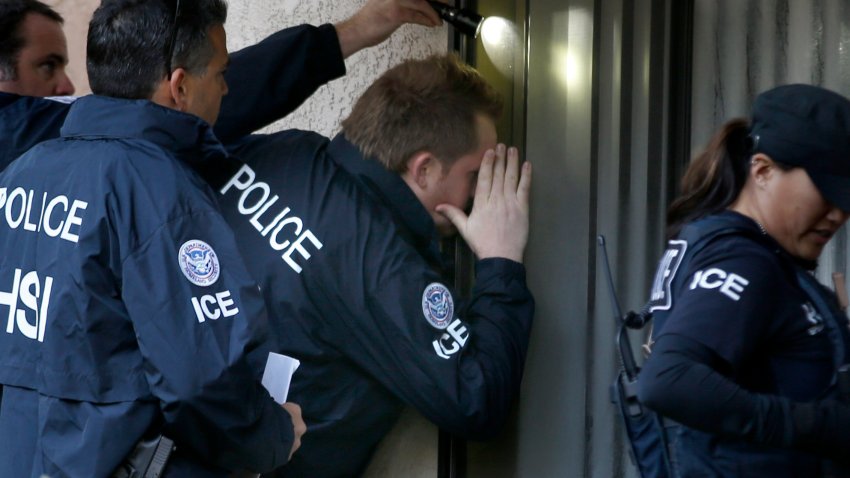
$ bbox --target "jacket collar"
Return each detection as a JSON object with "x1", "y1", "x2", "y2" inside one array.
[
  {"x1": 719, "y1": 210, "x2": 818, "y2": 270},
  {"x1": 0, "y1": 91, "x2": 17, "y2": 108},
  {"x1": 60, "y1": 95, "x2": 228, "y2": 167},
  {"x1": 327, "y1": 133, "x2": 442, "y2": 262}
]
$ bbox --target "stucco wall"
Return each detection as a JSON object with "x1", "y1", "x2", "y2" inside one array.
[{"x1": 43, "y1": 0, "x2": 97, "y2": 96}]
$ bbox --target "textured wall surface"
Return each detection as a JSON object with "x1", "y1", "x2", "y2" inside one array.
[
  {"x1": 226, "y1": 0, "x2": 448, "y2": 137},
  {"x1": 44, "y1": 0, "x2": 98, "y2": 95},
  {"x1": 360, "y1": 407, "x2": 438, "y2": 478}
]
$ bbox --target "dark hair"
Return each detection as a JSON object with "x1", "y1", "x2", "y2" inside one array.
[
  {"x1": 0, "y1": 0, "x2": 64, "y2": 81},
  {"x1": 87, "y1": 0, "x2": 227, "y2": 99},
  {"x1": 666, "y1": 119, "x2": 789, "y2": 238},
  {"x1": 341, "y1": 54, "x2": 503, "y2": 173}
]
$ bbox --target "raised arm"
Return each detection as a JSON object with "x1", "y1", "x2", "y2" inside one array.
[
  {"x1": 335, "y1": 0, "x2": 442, "y2": 58},
  {"x1": 215, "y1": 0, "x2": 445, "y2": 142},
  {"x1": 215, "y1": 24, "x2": 345, "y2": 143}
]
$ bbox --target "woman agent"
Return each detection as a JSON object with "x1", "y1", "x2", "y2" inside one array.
[{"x1": 638, "y1": 84, "x2": 850, "y2": 477}]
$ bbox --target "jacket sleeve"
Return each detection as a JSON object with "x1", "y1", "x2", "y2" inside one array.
[
  {"x1": 121, "y1": 208, "x2": 294, "y2": 473},
  {"x1": 215, "y1": 24, "x2": 346, "y2": 143},
  {"x1": 638, "y1": 333, "x2": 794, "y2": 445},
  {"x1": 308, "y1": 227, "x2": 534, "y2": 439},
  {"x1": 638, "y1": 333, "x2": 850, "y2": 462}
]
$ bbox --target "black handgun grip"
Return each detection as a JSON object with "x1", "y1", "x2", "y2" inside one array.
[{"x1": 112, "y1": 435, "x2": 175, "y2": 478}]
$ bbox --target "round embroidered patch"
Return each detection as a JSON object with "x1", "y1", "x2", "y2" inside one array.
[
  {"x1": 421, "y1": 283, "x2": 454, "y2": 330},
  {"x1": 178, "y1": 240, "x2": 220, "y2": 287}
]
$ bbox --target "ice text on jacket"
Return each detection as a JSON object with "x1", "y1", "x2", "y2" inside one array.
[
  {"x1": 0, "y1": 187, "x2": 87, "y2": 244},
  {"x1": 220, "y1": 166, "x2": 323, "y2": 274},
  {"x1": 432, "y1": 318, "x2": 469, "y2": 359},
  {"x1": 1, "y1": 269, "x2": 53, "y2": 342},
  {"x1": 689, "y1": 268, "x2": 749, "y2": 301},
  {"x1": 191, "y1": 290, "x2": 239, "y2": 323}
]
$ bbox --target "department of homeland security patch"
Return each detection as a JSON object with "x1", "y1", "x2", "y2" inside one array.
[
  {"x1": 422, "y1": 283, "x2": 454, "y2": 330},
  {"x1": 178, "y1": 240, "x2": 220, "y2": 287}
]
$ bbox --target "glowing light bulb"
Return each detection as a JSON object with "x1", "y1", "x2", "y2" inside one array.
[{"x1": 481, "y1": 17, "x2": 520, "y2": 78}]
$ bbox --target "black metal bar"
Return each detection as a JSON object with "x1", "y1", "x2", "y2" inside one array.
[
  {"x1": 438, "y1": 1, "x2": 475, "y2": 476},
  {"x1": 666, "y1": 0, "x2": 695, "y2": 210},
  {"x1": 437, "y1": 240, "x2": 470, "y2": 478}
]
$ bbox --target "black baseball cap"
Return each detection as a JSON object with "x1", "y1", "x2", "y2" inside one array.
[{"x1": 751, "y1": 84, "x2": 850, "y2": 211}]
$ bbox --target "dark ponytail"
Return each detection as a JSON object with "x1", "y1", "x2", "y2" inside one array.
[{"x1": 666, "y1": 119, "x2": 752, "y2": 238}]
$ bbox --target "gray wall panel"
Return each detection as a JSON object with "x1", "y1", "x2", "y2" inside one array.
[
  {"x1": 488, "y1": 0, "x2": 675, "y2": 476},
  {"x1": 519, "y1": 1, "x2": 595, "y2": 476},
  {"x1": 589, "y1": 3, "x2": 627, "y2": 478}
]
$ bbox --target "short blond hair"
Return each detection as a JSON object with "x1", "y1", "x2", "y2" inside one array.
[{"x1": 341, "y1": 54, "x2": 502, "y2": 173}]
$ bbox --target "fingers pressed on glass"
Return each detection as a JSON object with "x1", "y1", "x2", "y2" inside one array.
[
  {"x1": 504, "y1": 147, "x2": 520, "y2": 196},
  {"x1": 517, "y1": 160, "x2": 532, "y2": 206},
  {"x1": 475, "y1": 149, "x2": 496, "y2": 204},
  {"x1": 491, "y1": 144, "x2": 507, "y2": 191}
]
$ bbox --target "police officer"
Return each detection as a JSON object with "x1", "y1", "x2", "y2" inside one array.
[
  {"x1": 0, "y1": 1, "x2": 307, "y2": 476},
  {"x1": 0, "y1": 0, "x2": 446, "y2": 170},
  {"x1": 638, "y1": 84, "x2": 850, "y2": 477},
  {"x1": 0, "y1": 0, "x2": 74, "y2": 97},
  {"x1": 216, "y1": 54, "x2": 534, "y2": 477}
]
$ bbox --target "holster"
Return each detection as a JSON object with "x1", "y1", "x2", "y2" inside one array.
[{"x1": 112, "y1": 435, "x2": 176, "y2": 478}]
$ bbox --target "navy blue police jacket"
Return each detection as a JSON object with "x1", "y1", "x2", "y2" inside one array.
[
  {"x1": 217, "y1": 131, "x2": 535, "y2": 477},
  {"x1": 0, "y1": 96, "x2": 295, "y2": 477},
  {"x1": 639, "y1": 210, "x2": 850, "y2": 477},
  {"x1": 0, "y1": 23, "x2": 345, "y2": 171}
]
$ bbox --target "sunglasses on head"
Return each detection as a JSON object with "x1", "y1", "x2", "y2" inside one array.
[{"x1": 164, "y1": 0, "x2": 182, "y2": 79}]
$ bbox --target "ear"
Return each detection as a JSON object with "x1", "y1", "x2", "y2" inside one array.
[
  {"x1": 404, "y1": 151, "x2": 440, "y2": 190},
  {"x1": 750, "y1": 153, "x2": 776, "y2": 187},
  {"x1": 168, "y1": 68, "x2": 190, "y2": 112},
  {"x1": 149, "y1": 68, "x2": 189, "y2": 112}
]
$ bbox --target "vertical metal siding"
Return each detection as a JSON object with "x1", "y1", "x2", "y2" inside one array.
[
  {"x1": 462, "y1": 0, "x2": 679, "y2": 476},
  {"x1": 467, "y1": 1, "x2": 850, "y2": 476}
]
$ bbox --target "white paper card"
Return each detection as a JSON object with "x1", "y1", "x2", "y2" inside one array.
[{"x1": 261, "y1": 352, "x2": 301, "y2": 404}]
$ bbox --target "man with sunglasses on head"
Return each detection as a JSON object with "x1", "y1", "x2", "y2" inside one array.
[
  {"x1": 0, "y1": 0, "x2": 445, "y2": 170},
  {"x1": 0, "y1": 0, "x2": 405, "y2": 475}
]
